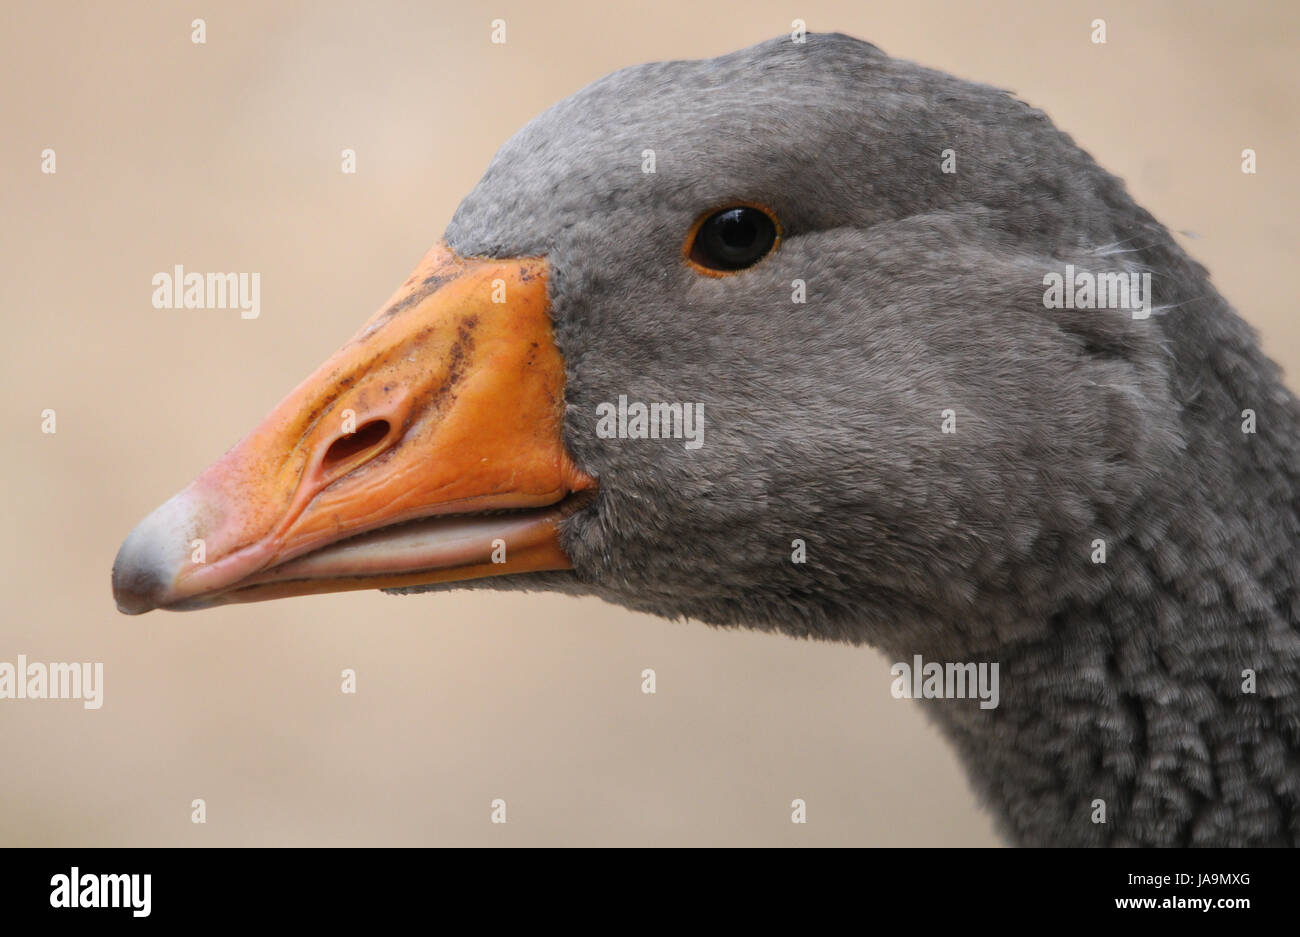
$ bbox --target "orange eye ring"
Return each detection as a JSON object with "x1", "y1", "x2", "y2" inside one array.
[{"x1": 683, "y1": 202, "x2": 782, "y2": 277}]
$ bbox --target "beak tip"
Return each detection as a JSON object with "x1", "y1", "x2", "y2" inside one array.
[
  {"x1": 111, "y1": 490, "x2": 199, "y2": 615},
  {"x1": 111, "y1": 541, "x2": 166, "y2": 615}
]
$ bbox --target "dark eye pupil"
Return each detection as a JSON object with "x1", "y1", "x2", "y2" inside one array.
[
  {"x1": 691, "y1": 206, "x2": 777, "y2": 271},
  {"x1": 718, "y1": 211, "x2": 757, "y2": 248}
]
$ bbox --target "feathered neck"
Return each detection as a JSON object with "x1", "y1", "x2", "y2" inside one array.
[{"x1": 913, "y1": 287, "x2": 1300, "y2": 846}]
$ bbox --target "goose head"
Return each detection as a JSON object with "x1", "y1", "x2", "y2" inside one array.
[
  {"x1": 113, "y1": 33, "x2": 1173, "y2": 636},
  {"x1": 112, "y1": 34, "x2": 1300, "y2": 845}
]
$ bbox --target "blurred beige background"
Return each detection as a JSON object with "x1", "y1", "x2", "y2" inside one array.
[{"x1": 1, "y1": 0, "x2": 1295, "y2": 846}]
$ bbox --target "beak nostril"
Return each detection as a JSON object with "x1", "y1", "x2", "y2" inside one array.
[{"x1": 322, "y1": 420, "x2": 391, "y2": 472}]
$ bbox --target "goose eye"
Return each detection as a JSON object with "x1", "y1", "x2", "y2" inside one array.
[{"x1": 686, "y1": 206, "x2": 779, "y2": 273}]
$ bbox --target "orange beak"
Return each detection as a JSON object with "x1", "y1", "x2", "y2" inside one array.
[{"x1": 112, "y1": 243, "x2": 595, "y2": 613}]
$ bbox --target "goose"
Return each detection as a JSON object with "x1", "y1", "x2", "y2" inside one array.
[{"x1": 111, "y1": 33, "x2": 1300, "y2": 847}]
